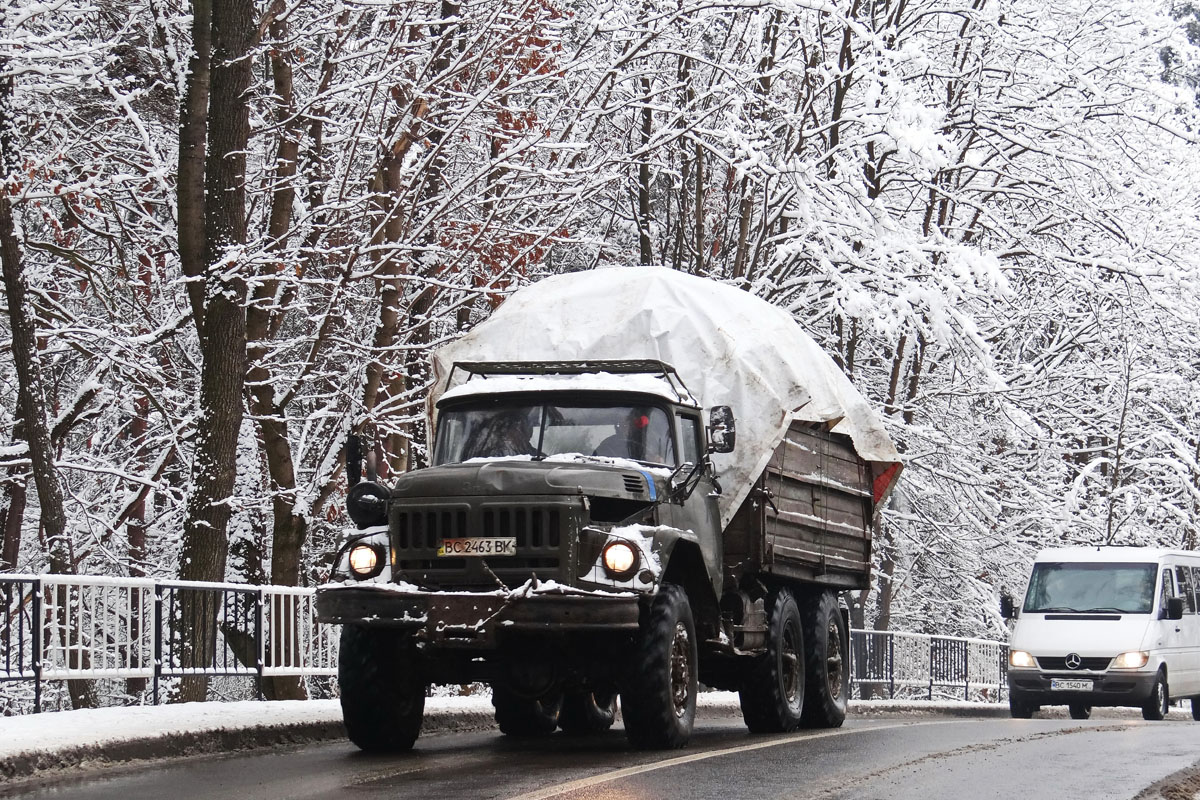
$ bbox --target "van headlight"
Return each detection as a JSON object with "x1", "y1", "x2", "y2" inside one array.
[
  {"x1": 1112, "y1": 650, "x2": 1149, "y2": 669},
  {"x1": 1009, "y1": 650, "x2": 1036, "y2": 668}
]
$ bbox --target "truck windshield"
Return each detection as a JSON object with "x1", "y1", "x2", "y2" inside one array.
[
  {"x1": 433, "y1": 401, "x2": 677, "y2": 467},
  {"x1": 1023, "y1": 562, "x2": 1157, "y2": 614}
]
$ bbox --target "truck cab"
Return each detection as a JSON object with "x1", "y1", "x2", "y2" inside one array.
[{"x1": 317, "y1": 361, "x2": 731, "y2": 749}]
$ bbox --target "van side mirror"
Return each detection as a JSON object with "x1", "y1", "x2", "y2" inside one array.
[
  {"x1": 707, "y1": 406, "x2": 736, "y2": 454},
  {"x1": 1167, "y1": 596, "x2": 1185, "y2": 620},
  {"x1": 1000, "y1": 592, "x2": 1016, "y2": 620}
]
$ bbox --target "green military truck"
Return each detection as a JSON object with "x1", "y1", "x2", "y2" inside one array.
[{"x1": 316, "y1": 267, "x2": 902, "y2": 751}]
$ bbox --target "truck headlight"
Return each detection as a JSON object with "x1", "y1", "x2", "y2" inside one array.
[
  {"x1": 348, "y1": 544, "x2": 382, "y2": 578},
  {"x1": 1112, "y1": 650, "x2": 1149, "y2": 669},
  {"x1": 602, "y1": 541, "x2": 638, "y2": 579},
  {"x1": 1009, "y1": 649, "x2": 1036, "y2": 668}
]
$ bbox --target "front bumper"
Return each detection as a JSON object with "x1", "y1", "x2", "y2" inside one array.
[
  {"x1": 316, "y1": 584, "x2": 641, "y2": 648},
  {"x1": 1007, "y1": 668, "x2": 1159, "y2": 707}
]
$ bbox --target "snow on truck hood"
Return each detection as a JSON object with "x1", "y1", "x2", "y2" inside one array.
[{"x1": 430, "y1": 266, "x2": 903, "y2": 529}]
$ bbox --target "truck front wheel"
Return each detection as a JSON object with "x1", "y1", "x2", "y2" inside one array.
[
  {"x1": 621, "y1": 583, "x2": 698, "y2": 749},
  {"x1": 739, "y1": 587, "x2": 805, "y2": 732},
  {"x1": 492, "y1": 687, "x2": 562, "y2": 736},
  {"x1": 338, "y1": 625, "x2": 426, "y2": 752},
  {"x1": 799, "y1": 590, "x2": 849, "y2": 728}
]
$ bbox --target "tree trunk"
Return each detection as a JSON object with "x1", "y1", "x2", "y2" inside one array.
[
  {"x1": 177, "y1": 0, "x2": 212, "y2": 328},
  {"x1": 175, "y1": 0, "x2": 254, "y2": 704},
  {"x1": 1, "y1": 61, "x2": 95, "y2": 706}
]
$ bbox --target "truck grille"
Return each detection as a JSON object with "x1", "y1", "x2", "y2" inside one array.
[
  {"x1": 1037, "y1": 656, "x2": 1113, "y2": 671},
  {"x1": 391, "y1": 502, "x2": 574, "y2": 589}
]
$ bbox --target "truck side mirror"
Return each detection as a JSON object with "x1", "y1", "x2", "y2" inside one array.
[
  {"x1": 707, "y1": 405, "x2": 736, "y2": 454},
  {"x1": 1000, "y1": 592, "x2": 1016, "y2": 620},
  {"x1": 1167, "y1": 596, "x2": 1185, "y2": 620}
]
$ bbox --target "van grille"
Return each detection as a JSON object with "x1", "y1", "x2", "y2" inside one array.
[
  {"x1": 1037, "y1": 656, "x2": 1113, "y2": 671},
  {"x1": 623, "y1": 474, "x2": 645, "y2": 494}
]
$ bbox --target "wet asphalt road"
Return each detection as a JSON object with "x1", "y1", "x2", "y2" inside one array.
[{"x1": 7, "y1": 713, "x2": 1200, "y2": 800}]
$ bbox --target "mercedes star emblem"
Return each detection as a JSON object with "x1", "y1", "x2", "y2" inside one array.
[{"x1": 1065, "y1": 653, "x2": 1083, "y2": 670}]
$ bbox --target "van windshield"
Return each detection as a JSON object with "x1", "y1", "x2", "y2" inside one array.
[
  {"x1": 434, "y1": 400, "x2": 677, "y2": 467},
  {"x1": 1023, "y1": 562, "x2": 1157, "y2": 614}
]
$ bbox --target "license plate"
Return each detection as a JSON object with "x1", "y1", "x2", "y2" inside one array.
[
  {"x1": 437, "y1": 537, "x2": 516, "y2": 557},
  {"x1": 1050, "y1": 679, "x2": 1093, "y2": 691}
]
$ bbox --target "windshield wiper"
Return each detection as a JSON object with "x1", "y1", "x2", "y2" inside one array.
[
  {"x1": 1037, "y1": 606, "x2": 1084, "y2": 613},
  {"x1": 1079, "y1": 607, "x2": 1127, "y2": 614}
]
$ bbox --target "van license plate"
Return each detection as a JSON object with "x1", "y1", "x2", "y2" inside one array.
[
  {"x1": 437, "y1": 538, "x2": 516, "y2": 557},
  {"x1": 1050, "y1": 679, "x2": 1093, "y2": 691}
]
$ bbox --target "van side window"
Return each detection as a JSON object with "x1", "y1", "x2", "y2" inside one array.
[
  {"x1": 1193, "y1": 567, "x2": 1200, "y2": 610},
  {"x1": 1159, "y1": 569, "x2": 1174, "y2": 614},
  {"x1": 1177, "y1": 566, "x2": 1197, "y2": 613}
]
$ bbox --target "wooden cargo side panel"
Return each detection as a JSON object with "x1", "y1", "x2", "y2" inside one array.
[{"x1": 762, "y1": 423, "x2": 872, "y2": 588}]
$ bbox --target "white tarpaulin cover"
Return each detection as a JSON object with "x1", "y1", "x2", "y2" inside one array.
[{"x1": 430, "y1": 266, "x2": 902, "y2": 528}]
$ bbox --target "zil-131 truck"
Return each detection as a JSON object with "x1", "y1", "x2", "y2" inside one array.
[{"x1": 316, "y1": 266, "x2": 902, "y2": 750}]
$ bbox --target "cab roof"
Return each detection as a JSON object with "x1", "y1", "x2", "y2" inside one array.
[{"x1": 1034, "y1": 547, "x2": 1200, "y2": 564}]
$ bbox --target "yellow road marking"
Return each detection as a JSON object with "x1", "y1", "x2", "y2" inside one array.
[{"x1": 504, "y1": 721, "x2": 927, "y2": 800}]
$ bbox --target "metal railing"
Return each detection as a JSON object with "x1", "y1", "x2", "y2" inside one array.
[
  {"x1": 1, "y1": 575, "x2": 338, "y2": 712},
  {"x1": 3, "y1": 573, "x2": 1007, "y2": 714},
  {"x1": 850, "y1": 628, "x2": 1008, "y2": 702}
]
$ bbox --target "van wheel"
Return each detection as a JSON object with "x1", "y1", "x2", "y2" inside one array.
[
  {"x1": 1142, "y1": 671, "x2": 1169, "y2": 720},
  {"x1": 799, "y1": 590, "x2": 849, "y2": 728},
  {"x1": 338, "y1": 626, "x2": 426, "y2": 752},
  {"x1": 493, "y1": 687, "x2": 562, "y2": 736},
  {"x1": 620, "y1": 584, "x2": 698, "y2": 749},
  {"x1": 558, "y1": 689, "x2": 618, "y2": 733},
  {"x1": 1009, "y1": 690, "x2": 1035, "y2": 719},
  {"x1": 739, "y1": 587, "x2": 805, "y2": 732},
  {"x1": 1191, "y1": 698, "x2": 1200, "y2": 721},
  {"x1": 1068, "y1": 703, "x2": 1091, "y2": 720}
]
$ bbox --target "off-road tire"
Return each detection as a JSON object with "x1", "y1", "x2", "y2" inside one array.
[
  {"x1": 739, "y1": 587, "x2": 805, "y2": 733},
  {"x1": 558, "y1": 689, "x2": 618, "y2": 734},
  {"x1": 1009, "y1": 689, "x2": 1035, "y2": 719},
  {"x1": 620, "y1": 584, "x2": 698, "y2": 749},
  {"x1": 492, "y1": 687, "x2": 562, "y2": 736},
  {"x1": 799, "y1": 590, "x2": 849, "y2": 728},
  {"x1": 1142, "y1": 671, "x2": 1169, "y2": 720},
  {"x1": 1068, "y1": 703, "x2": 1091, "y2": 720},
  {"x1": 338, "y1": 625, "x2": 426, "y2": 752}
]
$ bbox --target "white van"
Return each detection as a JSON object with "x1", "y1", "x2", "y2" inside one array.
[{"x1": 1003, "y1": 546, "x2": 1200, "y2": 720}]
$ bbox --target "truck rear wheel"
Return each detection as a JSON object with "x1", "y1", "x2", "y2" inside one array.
[
  {"x1": 739, "y1": 587, "x2": 805, "y2": 733},
  {"x1": 492, "y1": 687, "x2": 562, "y2": 736},
  {"x1": 338, "y1": 625, "x2": 426, "y2": 752},
  {"x1": 621, "y1": 583, "x2": 698, "y2": 749},
  {"x1": 558, "y1": 689, "x2": 618, "y2": 734},
  {"x1": 799, "y1": 590, "x2": 849, "y2": 728}
]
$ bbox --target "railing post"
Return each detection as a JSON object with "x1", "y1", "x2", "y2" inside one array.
[
  {"x1": 32, "y1": 578, "x2": 42, "y2": 714},
  {"x1": 963, "y1": 640, "x2": 970, "y2": 700},
  {"x1": 888, "y1": 633, "x2": 895, "y2": 699},
  {"x1": 255, "y1": 589, "x2": 264, "y2": 701},
  {"x1": 153, "y1": 583, "x2": 163, "y2": 705},
  {"x1": 928, "y1": 638, "x2": 934, "y2": 700}
]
